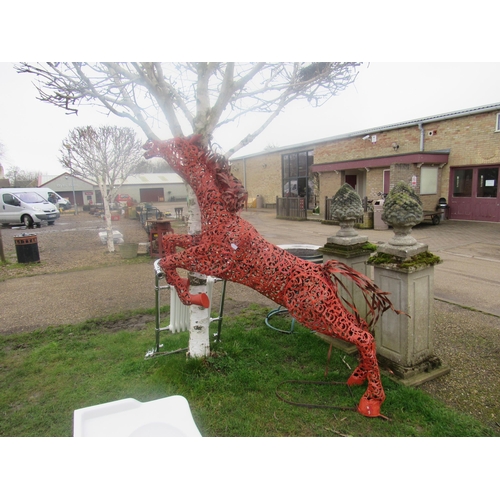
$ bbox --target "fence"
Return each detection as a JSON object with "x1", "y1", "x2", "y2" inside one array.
[{"x1": 276, "y1": 196, "x2": 307, "y2": 220}]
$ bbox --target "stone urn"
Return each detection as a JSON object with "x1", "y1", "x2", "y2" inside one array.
[
  {"x1": 330, "y1": 183, "x2": 364, "y2": 238},
  {"x1": 382, "y1": 181, "x2": 423, "y2": 247}
]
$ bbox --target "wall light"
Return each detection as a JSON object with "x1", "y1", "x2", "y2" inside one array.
[{"x1": 392, "y1": 142, "x2": 399, "y2": 151}]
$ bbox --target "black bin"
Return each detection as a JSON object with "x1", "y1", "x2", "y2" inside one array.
[
  {"x1": 14, "y1": 233, "x2": 40, "y2": 264},
  {"x1": 436, "y1": 197, "x2": 449, "y2": 220}
]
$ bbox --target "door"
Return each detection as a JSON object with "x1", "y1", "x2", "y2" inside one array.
[
  {"x1": 475, "y1": 167, "x2": 499, "y2": 221},
  {"x1": 449, "y1": 166, "x2": 500, "y2": 221},
  {"x1": 383, "y1": 170, "x2": 391, "y2": 196},
  {"x1": 345, "y1": 174, "x2": 357, "y2": 190},
  {"x1": 140, "y1": 188, "x2": 164, "y2": 203},
  {"x1": 1, "y1": 192, "x2": 21, "y2": 223},
  {"x1": 450, "y1": 168, "x2": 473, "y2": 219}
]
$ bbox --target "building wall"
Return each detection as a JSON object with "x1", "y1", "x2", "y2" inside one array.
[
  {"x1": 231, "y1": 144, "x2": 317, "y2": 207},
  {"x1": 231, "y1": 108, "x2": 500, "y2": 219},
  {"x1": 231, "y1": 152, "x2": 282, "y2": 206},
  {"x1": 43, "y1": 175, "x2": 187, "y2": 206}
]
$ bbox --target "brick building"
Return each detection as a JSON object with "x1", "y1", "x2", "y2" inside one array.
[{"x1": 231, "y1": 102, "x2": 500, "y2": 222}]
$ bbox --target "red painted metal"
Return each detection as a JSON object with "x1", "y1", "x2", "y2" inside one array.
[{"x1": 144, "y1": 135, "x2": 399, "y2": 418}]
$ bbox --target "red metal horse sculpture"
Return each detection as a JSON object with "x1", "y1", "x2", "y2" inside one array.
[{"x1": 144, "y1": 135, "x2": 397, "y2": 418}]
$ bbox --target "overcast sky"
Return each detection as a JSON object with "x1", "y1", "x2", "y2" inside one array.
[{"x1": 1, "y1": 61, "x2": 500, "y2": 176}]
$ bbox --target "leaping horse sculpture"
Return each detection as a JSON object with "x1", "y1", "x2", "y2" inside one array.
[{"x1": 144, "y1": 135, "x2": 398, "y2": 418}]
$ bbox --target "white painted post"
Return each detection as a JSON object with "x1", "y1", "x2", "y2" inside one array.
[{"x1": 185, "y1": 185, "x2": 212, "y2": 358}]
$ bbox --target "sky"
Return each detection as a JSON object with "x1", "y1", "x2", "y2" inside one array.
[{"x1": 1, "y1": 61, "x2": 500, "y2": 177}]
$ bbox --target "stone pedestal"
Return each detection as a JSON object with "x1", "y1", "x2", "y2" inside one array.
[
  {"x1": 318, "y1": 239, "x2": 372, "y2": 355},
  {"x1": 372, "y1": 262, "x2": 450, "y2": 386},
  {"x1": 367, "y1": 181, "x2": 449, "y2": 385}
]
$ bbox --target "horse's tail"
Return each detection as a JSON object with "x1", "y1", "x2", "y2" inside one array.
[{"x1": 323, "y1": 260, "x2": 404, "y2": 331}]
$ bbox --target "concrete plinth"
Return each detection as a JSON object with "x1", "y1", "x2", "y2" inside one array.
[
  {"x1": 372, "y1": 263, "x2": 449, "y2": 386},
  {"x1": 377, "y1": 242, "x2": 428, "y2": 260}
]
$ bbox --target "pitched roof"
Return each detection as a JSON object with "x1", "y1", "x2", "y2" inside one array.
[
  {"x1": 233, "y1": 101, "x2": 500, "y2": 160},
  {"x1": 122, "y1": 173, "x2": 183, "y2": 185},
  {"x1": 39, "y1": 172, "x2": 183, "y2": 187}
]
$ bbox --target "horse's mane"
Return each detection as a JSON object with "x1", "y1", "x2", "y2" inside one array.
[
  {"x1": 189, "y1": 135, "x2": 248, "y2": 214},
  {"x1": 144, "y1": 135, "x2": 248, "y2": 214}
]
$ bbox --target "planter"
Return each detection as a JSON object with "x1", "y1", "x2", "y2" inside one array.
[
  {"x1": 118, "y1": 243, "x2": 138, "y2": 259},
  {"x1": 278, "y1": 244, "x2": 322, "y2": 264}
]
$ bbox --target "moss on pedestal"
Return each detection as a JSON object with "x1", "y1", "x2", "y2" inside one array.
[{"x1": 367, "y1": 250, "x2": 441, "y2": 270}]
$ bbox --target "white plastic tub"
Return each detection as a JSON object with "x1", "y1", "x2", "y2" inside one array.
[{"x1": 73, "y1": 396, "x2": 202, "y2": 437}]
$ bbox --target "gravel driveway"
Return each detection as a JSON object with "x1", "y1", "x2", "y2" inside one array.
[{"x1": 0, "y1": 206, "x2": 277, "y2": 334}]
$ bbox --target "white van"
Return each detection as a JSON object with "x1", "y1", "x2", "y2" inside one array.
[
  {"x1": 30, "y1": 187, "x2": 72, "y2": 210},
  {"x1": 0, "y1": 189, "x2": 60, "y2": 228}
]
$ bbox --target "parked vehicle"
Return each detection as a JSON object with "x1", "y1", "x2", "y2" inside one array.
[
  {"x1": 0, "y1": 189, "x2": 60, "y2": 228},
  {"x1": 27, "y1": 187, "x2": 72, "y2": 210},
  {"x1": 115, "y1": 194, "x2": 134, "y2": 207}
]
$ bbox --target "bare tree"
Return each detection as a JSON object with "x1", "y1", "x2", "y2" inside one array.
[
  {"x1": 5, "y1": 166, "x2": 41, "y2": 187},
  {"x1": 59, "y1": 125, "x2": 144, "y2": 252},
  {"x1": 133, "y1": 157, "x2": 172, "y2": 174},
  {"x1": 17, "y1": 62, "x2": 361, "y2": 357}
]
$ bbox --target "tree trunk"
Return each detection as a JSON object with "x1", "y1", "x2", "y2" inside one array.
[
  {"x1": 98, "y1": 180, "x2": 115, "y2": 253},
  {"x1": 185, "y1": 184, "x2": 212, "y2": 358}
]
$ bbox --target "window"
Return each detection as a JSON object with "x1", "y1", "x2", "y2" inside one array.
[
  {"x1": 420, "y1": 166, "x2": 438, "y2": 195},
  {"x1": 282, "y1": 150, "x2": 314, "y2": 206},
  {"x1": 2, "y1": 193, "x2": 18, "y2": 206},
  {"x1": 477, "y1": 168, "x2": 498, "y2": 198},
  {"x1": 496, "y1": 113, "x2": 500, "y2": 132},
  {"x1": 453, "y1": 169, "x2": 473, "y2": 197}
]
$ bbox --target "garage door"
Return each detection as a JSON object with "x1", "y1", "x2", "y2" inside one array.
[{"x1": 140, "y1": 188, "x2": 165, "y2": 203}]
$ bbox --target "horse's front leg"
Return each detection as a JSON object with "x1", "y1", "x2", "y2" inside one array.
[
  {"x1": 163, "y1": 233, "x2": 202, "y2": 254},
  {"x1": 159, "y1": 244, "x2": 210, "y2": 309}
]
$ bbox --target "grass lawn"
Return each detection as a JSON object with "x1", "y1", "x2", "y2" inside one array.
[{"x1": 0, "y1": 304, "x2": 495, "y2": 437}]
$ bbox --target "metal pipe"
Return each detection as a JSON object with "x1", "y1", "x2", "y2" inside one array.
[
  {"x1": 154, "y1": 259, "x2": 165, "y2": 278},
  {"x1": 154, "y1": 262, "x2": 162, "y2": 352},
  {"x1": 418, "y1": 122, "x2": 425, "y2": 151}
]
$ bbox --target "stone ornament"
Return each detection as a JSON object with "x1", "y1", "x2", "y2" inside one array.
[
  {"x1": 330, "y1": 183, "x2": 364, "y2": 238},
  {"x1": 382, "y1": 181, "x2": 423, "y2": 247}
]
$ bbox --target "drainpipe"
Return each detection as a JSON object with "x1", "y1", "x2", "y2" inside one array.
[
  {"x1": 418, "y1": 122, "x2": 425, "y2": 151},
  {"x1": 243, "y1": 158, "x2": 247, "y2": 191}
]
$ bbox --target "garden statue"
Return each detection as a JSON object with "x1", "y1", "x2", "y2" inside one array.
[
  {"x1": 144, "y1": 135, "x2": 400, "y2": 418},
  {"x1": 382, "y1": 181, "x2": 423, "y2": 247},
  {"x1": 330, "y1": 183, "x2": 364, "y2": 239}
]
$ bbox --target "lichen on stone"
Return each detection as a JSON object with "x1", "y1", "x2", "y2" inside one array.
[
  {"x1": 330, "y1": 183, "x2": 364, "y2": 221},
  {"x1": 382, "y1": 181, "x2": 423, "y2": 226}
]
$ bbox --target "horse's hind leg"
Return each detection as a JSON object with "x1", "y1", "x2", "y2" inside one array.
[{"x1": 345, "y1": 325, "x2": 385, "y2": 417}]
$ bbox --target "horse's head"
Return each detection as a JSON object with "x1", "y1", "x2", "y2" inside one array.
[
  {"x1": 143, "y1": 139, "x2": 160, "y2": 159},
  {"x1": 143, "y1": 136, "x2": 205, "y2": 175}
]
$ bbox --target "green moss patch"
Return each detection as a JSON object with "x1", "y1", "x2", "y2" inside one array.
[{"x1": 368, "y1": 251, "x2": 441, "y2": 269}]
